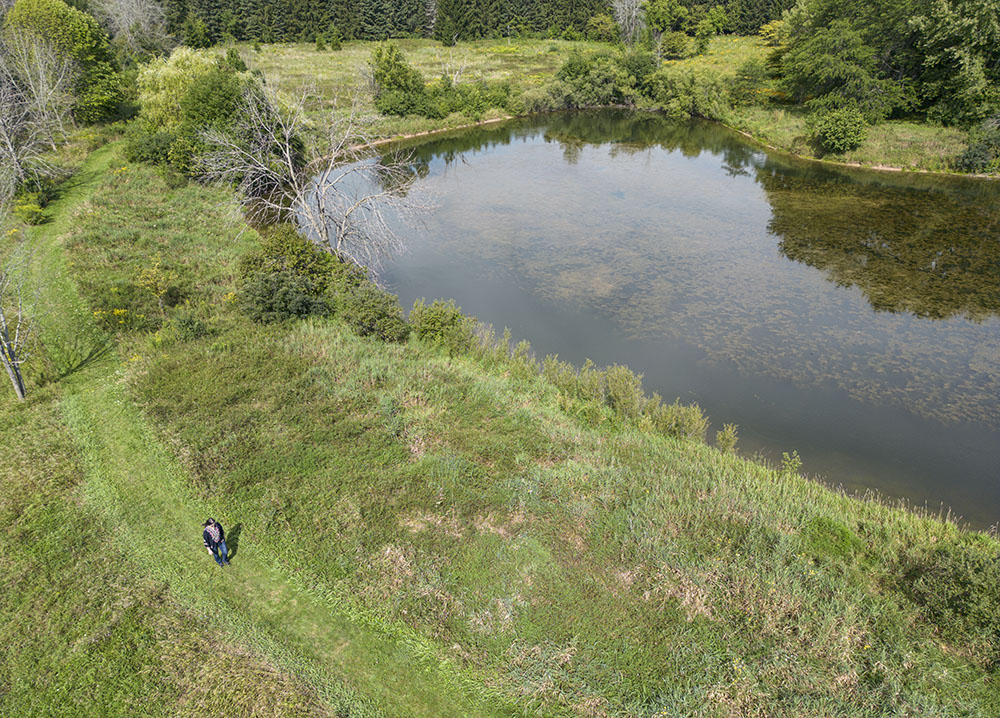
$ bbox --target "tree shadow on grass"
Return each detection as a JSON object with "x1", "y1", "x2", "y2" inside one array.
[{"x1": 32, "y1": 336, "x2": 111, "y2": 387}]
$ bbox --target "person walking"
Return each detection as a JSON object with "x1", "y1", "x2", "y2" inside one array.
[{"x1": 203, "y1": 518, "x2": 230, "y2": 567}]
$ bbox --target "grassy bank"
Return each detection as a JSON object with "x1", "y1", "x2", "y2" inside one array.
[
  {"x1": 3, "y1": 140, "x2": 995, "y2": 715},
  {"x1": 250, "y1": 37, "x2": 970, "y2": 173},
  {"x1": 0, "y1": 148, "x2": 327, "y2": 716}
]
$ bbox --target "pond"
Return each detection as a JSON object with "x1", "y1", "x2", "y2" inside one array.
[{"x1": 377, "y1": 110, "x2": 1000, "y2": 529}]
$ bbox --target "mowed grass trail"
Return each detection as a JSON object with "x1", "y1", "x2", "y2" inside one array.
[
  {"x1": 61, "y1": 363, "x2": 523, "y2": 718},
  {"x1": 22, "y1": 145, "x2": 529, "y2": 718}
]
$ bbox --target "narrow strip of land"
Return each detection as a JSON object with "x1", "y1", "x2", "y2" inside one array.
[{"x1": 33, "y1": 148, "x2": 529, "y2": 718}]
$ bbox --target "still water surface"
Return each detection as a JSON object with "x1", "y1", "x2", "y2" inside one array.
[{"x1": 378, "y1": 110, "x2": 1000, "y2": 528}]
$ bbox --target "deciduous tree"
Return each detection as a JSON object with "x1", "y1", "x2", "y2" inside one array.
[
  {"x1": 198, "y1": 85, "x2": 429, "y2": 270},
  {"x1": 0, "y1": 33, "x2": 77, "y2": 149}
]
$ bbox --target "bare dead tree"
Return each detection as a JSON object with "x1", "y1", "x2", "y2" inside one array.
[
  {"x1": 613, "y1": 0, "x2": 646, "y2": 45},
  {"x1": 0, "y1": 34, "x2": 77, "y2": 150},
  {"x1": 0, "y1": 240, "x2": 36, "y2": 401},
  {"x1": 198, "y1": 84, "x2": 429, "y2": 270},
  {"x1": 435, "y1": 48, "x2": 469, "y2": 84},
  {"x1": 90, "y1": 0, "x2": 170, "y2": 61},
  {"x1": 0, "y1": 75, "x2": 57, "y2": 194},
  {"x1": 424, "y1": 0, "x2": 438, "y2": 34}
]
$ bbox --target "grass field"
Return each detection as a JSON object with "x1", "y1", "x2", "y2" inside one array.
[
  {"x1": 244, "y1": 36, "x2": 970, "y2": 172},
  {"x1": 250, "y1": 38, "x2": 604, "y2": 138},
  {"x1": 2, "y1": 140, "x2": 996, "y2": 716}
]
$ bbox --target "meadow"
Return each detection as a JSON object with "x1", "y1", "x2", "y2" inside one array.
[{"x1": 249, "y1": 37, "x2": 969, "y2": 172}]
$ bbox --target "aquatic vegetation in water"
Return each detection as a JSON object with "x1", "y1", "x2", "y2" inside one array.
[{"x1": 383, "y1": 111, "x2": 1000, "y2": 429}]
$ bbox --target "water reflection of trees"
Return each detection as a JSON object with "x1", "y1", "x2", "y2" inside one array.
[
  {"x1": 397, "y1": 109, "x2": 762, "y2": 175},
  {"x1": 394, "y1": 108, "x2": 1000, "y2": 321},
  {"x1": 756, "y1": 164, "x2": 1000, "y2": 321}
]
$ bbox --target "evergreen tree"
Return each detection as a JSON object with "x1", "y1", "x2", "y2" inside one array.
[
  {"x1": 358, "y1": 0, "x2": 391, "y2": 40},
  {"x1": 163, "y1": 0, "x2": 189, "y2": 36},
  {"x1": 390, "y1": 0, "x2": 427, "y2": 37},
  {"x1": 434, "y1": 0, "x2": 461, "y2": 43},
  {"x1": 330, "y1": 0, "x2": 361, "y2": 39}
]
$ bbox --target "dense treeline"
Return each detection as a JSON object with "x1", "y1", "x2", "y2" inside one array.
[
  {"x1": 777, "y1": 0, "x2": 1000, "y2": 127},
  {"x1": 159, "y1": 0, "x2": 609, "y2": 44},
  {"x1": 148, "y1": 0, "x2": 790, "y2": 45}
]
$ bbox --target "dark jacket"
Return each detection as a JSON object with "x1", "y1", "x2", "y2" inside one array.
[{"x1": 202, "y1": 522, "x2": 225, "y2": 549}]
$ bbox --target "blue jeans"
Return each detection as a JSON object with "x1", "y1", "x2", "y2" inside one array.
[{"x1": 211, "y1": 541, "x2": 229, "y2": 566}]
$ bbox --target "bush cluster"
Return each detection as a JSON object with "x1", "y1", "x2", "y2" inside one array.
[
  {"x1": 526, "y1": 50, "x2": 729, "y2": 121},
  {"x1": 809, "y1": 107, "x2": 868, "y2": 155},
  {"x1": 238, "y1": 224, "x2": 409, "y2": 343},
  {"x1": 13, "y1": 194, "x2": 46, "y2": 225},
  {"x1": 4, "y1": 0, "x2": 124, "y2": 122},
  {"x1": 730, "y1": 58, "x2": 770, "y2": 106},
  {"x1": 124, "y1": 47, "x2": 252, "y2": 175},
  {"x1": 371, "y1": 42, "x2": 521, "y2": 120},
  {"x1": 901, "y1": 535, "x2": 1000, "y2": 667},
  {"x1": 954, "y1": 116, "x2": 1000, "y2": 174},
  {"x1": 406, "y1": 300, "x2": 712, "y2": 442},
  {"x1": 409, "y1": 298, "x2": 476, "y2": 354}
]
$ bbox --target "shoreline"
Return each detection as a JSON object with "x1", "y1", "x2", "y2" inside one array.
[{"x1": 366, "y1": 111, "x2": 998, "y2": 181}]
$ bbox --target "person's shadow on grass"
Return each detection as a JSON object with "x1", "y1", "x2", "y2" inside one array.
[{"x1": 228, "y1": 523, "x2": 242, "y2": 560}]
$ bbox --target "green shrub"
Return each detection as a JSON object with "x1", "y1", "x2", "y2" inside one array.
[
  {"x1": 715, "y1": 423, "x2": 739, "y2": 453},
  {"x1": 758, "y1": 20, "x2": 786, "y2": 47},
  {"x1": 954, "y1": 116, "x2": 1000, "y2": 174},
  {"x1": 423, "y1": 77, "x2": 519, "y2": 120},
  {"x1": 370, "y1": 42, "x2": 425, "y2": 110},
  {"x1": 810, "y1": 107, "x2": 868, "y2": 154},
  {"x1": 552, "y1": 52, "x2": 628, "y2": 108},
  {"x1": 136, "y1": 47, "x2": 220, "y2": 130},
  {"x1": 801, "y1": 516, "x2": 863, "y2": 560},
  {"x1": 177, "y1": 66, "x2": 245, "y2": 131},
  {"x1": 324, "y1": 26, "x2": 343, "y2": 51},
  {"x1": 704, "y1": 6, "x2": 729, "y2": 34},
  {"x1": 542, "y1": 355, "x2": 579, "y2": 395},
  {"x1": 315, "y1": 37, "x2": 326, "y2": 52},
  {"x1": 647, "y1": 67, "x2": 729, "y2": 120},
  {"x1": 604, "y1": 364, "x2": 644, "y2": 419},
  {"x1": 694, "y1": 19, "x2": 715, "y2": 55},
  {"x1": 644, "y1": 394, "x2": 709, "y2": 441},
  {"x1": 13, "y1": 198, "x2": 45, "y2": 225},
  {"x1": 123, "y1": 120, "x2": 175, "y2": 165},
  {"x1": 222, "y1": 48, "x2": 247, "y2": 72},
  {"x1": 181, "y1": 12, "x2": 211, "y2": 49},
  {"x1": 617, "y1": 49, "x2": 657, "y2": 97},
  {"x1": 409, "y1": 298, "x2": 476, "y2": 355},
  {"x1": 731, "y1": 58, "x2": 770, "y2": 106},
  {"x1": 577, "y1": 359, "x2": 605, "y2": 403},
  {"x1": 240, "y1": 269, "x2": 329, "y2": 324},
  {"x1": 901, "y1": 535, "x2": 1000, "y2": 663},
  {"x1": 522, "y1": 83, "x2": 567, "y2": 113},
  {"x1": 4, "y1": 0, "x2": 124, "y2": 122},
  {"x1": 130, "y1": 47, "x2": 254, "y2": 173},
  {"x1": 239, "y1": 224, "x2": 341, "y2": 291},
  {"x1": 659, "y1": 31, "x2": 690, "y2": 60},
  {"x1": 587, "y1": 13, "x2": 620, "y2": 43},
  {"x1": 334, "y1": 282, "x2": 410, "y2": 343}
]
